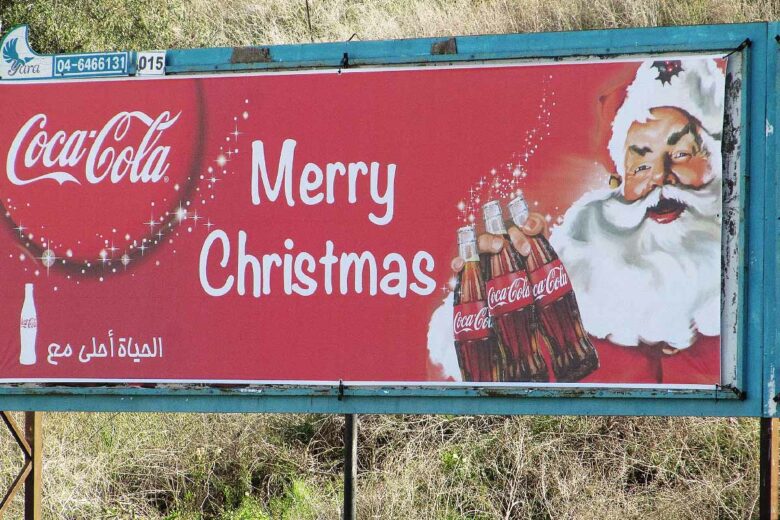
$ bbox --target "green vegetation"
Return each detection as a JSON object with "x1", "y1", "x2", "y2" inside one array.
[
  {"x1": 0, "y1": 0, "x2": 776, "y2": 517},
  {"x1": 0, "y1": 414, "x2": 762, "y2": 518}
]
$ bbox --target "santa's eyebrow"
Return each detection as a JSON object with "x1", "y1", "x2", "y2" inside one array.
[
  {"x1": 628, "y1": 145, "x2": 652, "y2": 156},
  {"x1": 667, "y1": 123, "x2": 696, "y2": 145}
]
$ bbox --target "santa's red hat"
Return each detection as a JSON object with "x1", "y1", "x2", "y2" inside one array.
[{"x1": 603, "y1": 58, "x2": 726, "y2": 177}]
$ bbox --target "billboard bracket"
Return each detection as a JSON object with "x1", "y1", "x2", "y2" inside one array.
[
  {"x1": 717, "y1": 384, "x2": 746, "y2": 400},
  {"x1": 724, "y1": 38, "x2": 751, "y2": 58},
  {"x1": 0, "y1": 411, "x2": 41, "y2": 519},
  {"x1": 339, "y1": 52, "x2": 349, "y2": 72}
]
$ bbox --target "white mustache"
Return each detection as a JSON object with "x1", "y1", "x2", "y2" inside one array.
[{"x1": 601, "y1": 182, "x2": 721, "y2": 230}]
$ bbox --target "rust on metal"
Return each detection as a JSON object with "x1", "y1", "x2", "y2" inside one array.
[
  {"x1": 0, "y1": 411, "x2": 39, "y2": 517},
  {"x1": 230, "y1": 46, "x2": 272, "y2": 64},
  {"x1": 430, "y1": 38, "x2": 457, "y2": 55}
]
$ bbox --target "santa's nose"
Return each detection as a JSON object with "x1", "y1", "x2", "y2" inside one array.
[{"x1": 649, "y1": 156, "x2": 680, "y2": 188}]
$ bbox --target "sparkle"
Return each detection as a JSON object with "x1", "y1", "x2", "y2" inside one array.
[
  {"x1": 456, "y1": 200, "x2": 465, "y2": 211},
  {"x1": 121, "y1": 254, "x2": 131, "y2": 267},
  {"x1": 40, "y1": 249, "x2": 57, "y2": 274},
  {"x1": 175, "y1": 203, "x2": 188, "y2": 222},
  {"x1": 215, "y1": 154, "x2": 227, "y2": 167},
  {"x1": 12, "y1": 222, "x2": 26, "y2": 237},
  {"x1": 205, "y1": 219, "x2": 215, "y2": 230},
  {"x1": 231, "y1": 125, "x2": 241, "y2": 141},
  {"x1": 145, "y1": 215, "x2": 158, "y2": 231},
  {"x1": 138, "y1": 243, "x2": 148, "y2": 255},
  {"x1": 189, "y1": 211, "x2": 203, "y2": 225},
  {"x1": 209, "y1": 175, "x2": 219, "y2": 184}
]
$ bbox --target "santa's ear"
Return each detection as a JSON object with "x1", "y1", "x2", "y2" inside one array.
[{"x1": 609, "y1": 174, "x2": 622, "y2": 189}]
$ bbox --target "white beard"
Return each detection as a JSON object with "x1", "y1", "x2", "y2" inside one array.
[{"x1": 549, "y1": 160, "x2": 722, "y2": 349}]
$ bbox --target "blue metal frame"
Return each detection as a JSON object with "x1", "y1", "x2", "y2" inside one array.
[
  {"x1": 765, "y1": 23, "x2": 780, "y2": 417},
  {"x1": 0, "y1": 23, "x2": 772, "y2": 416}
]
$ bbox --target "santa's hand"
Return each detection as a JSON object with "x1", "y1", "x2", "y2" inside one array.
[
  {"x1": 507, "y1": 212, "x2": 548, "y2": 257},
  {"x1": 450, "y1": 233, "x2": 505, "y2": 273},
  {"x1": 451, "y1": 213, "x2": 548, "y2": 272}
]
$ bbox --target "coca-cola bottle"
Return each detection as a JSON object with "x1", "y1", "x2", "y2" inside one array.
[
  {"x1": 482, "y1": 201, "x2": 549, "y2": 382},
  {"x1": 20, "y1": 283, "x2": 37, "y2": 365},
  {"x1": 508, "y1": 193, "x2": 599, "y2": 382},
  {"x1": 452, "y1": 225, "x2": 505, "y2": 382}
]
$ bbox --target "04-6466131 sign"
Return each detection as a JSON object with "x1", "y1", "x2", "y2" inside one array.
[{"x1": 0, "y1": 23, "x2": 774, "y2": 417}]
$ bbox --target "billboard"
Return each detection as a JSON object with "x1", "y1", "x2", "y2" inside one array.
[
  {"x1": 0, "y1": 23, "x2": 774, "y2": 415},
  {"x1": 0, "y1": 53, "x2": 728, "y2": 386}
]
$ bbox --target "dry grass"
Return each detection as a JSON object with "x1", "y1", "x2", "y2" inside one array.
[
  {"x1": 1, "y1": 0, "x2": 778, "y2": 52},
  {"x1": 0, "y1": 413, "x2": 761, "y2": 518},
  {"x1": 0, "y1": 0, "x2": 775, "y2": 518}
]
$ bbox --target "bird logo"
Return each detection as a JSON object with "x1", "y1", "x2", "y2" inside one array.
[{"x1": 3, "y1": 38, "x2": 34, "y2": 69}]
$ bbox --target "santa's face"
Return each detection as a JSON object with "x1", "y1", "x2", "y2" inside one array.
[
  {"x1": 622, "y1": 107, "x2": 714, "y2": 224},
  {"x1": 549, "y1": 117, "x2": 722, "y2": 349}
]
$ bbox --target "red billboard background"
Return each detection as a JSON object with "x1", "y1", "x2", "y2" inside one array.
[{"x1": 0, "y1": 60, "x2": 722, "y2": 384}]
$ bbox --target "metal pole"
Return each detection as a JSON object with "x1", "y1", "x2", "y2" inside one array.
[
  {"x1": 24, "y1": 412, "x2": 41, "y2": 520},
  {"x1": 343, "y1": 414, "x2": 357, "y2": 520},
  {"x1": 760, "y1": 417, "x2": 779, "y2": 520}
]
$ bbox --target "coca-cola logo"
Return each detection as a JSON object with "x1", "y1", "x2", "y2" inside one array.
[
  {"x1": 20, "y1": 317, "x2": 37, "y2": 328},
  {"x1": 453, "y1": 305, "x2": 492, "y2": 337},
  {"x1": 487, "y1": 274, "x2": 531, "y2": 311},
  {"x1": 530, "y1": 260, "x2": 572, "y2": 305},
  {"x1": 0, "y1": 79, "x2": 205, "y2": 276},
  {"x1": 7, "y1": 111, "x2": 180, "y2": 186}
]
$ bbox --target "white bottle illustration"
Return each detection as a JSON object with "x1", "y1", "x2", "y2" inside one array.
[{"x1": 20, "y1": 283, "x2": 37, "y2": 365}]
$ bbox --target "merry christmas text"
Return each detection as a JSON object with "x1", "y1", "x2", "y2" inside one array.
[{"x1": 251, "y1": 138, "x2": 395, "y2": 225}]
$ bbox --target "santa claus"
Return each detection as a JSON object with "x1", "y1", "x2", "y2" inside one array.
[{"x1": 430, "y1": 58, "x2": 725, "y2": 385}]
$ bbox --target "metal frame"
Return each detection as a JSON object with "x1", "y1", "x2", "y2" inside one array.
[
  {"x1": 0, "y1": 23, "x2": 773, "y2": 416},
  {"x1": 0, "y1": 412, "x2": 41, "y2": 518},
  {"x1": 766, "y1": 24, "x2": 780, "y2": 418}
]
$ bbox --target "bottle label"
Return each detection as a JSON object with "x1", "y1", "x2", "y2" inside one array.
[
  {"x1": 20, "y1": 317, "x2": 37, "y2": 329},
  {"x1": 453, "y1": 301, "x2": 492, "y2": 341},
  {"x1": 529, "y1": 259, "x2": 572, "y2": 306},
  {"x1": 485, "y1": 271, "x2": 533, "y2": 316}
]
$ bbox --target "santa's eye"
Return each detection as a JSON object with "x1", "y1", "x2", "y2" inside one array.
[
  {"x1": 672, "y1": 151, "x2": 691, "y2": 160},
  {"x1": 631, "y1": 164, "x2": 651, "y2": 175}
]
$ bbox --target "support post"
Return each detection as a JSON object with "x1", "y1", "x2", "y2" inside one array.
[
  {"x1": 24, "y1": 412, "x2": 42, "y2": 520},
  {"x1": 0, "y1": 411, "x2": 41, "y2": 519},
  {"x1": 760, "y1": 417, "x2": 779, "y2": 520},
  {"x1": 343, "y1": 414, "x2": 357, "y2": 520}
]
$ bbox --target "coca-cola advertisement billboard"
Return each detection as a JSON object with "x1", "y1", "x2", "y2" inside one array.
[{"x1": 0, "y1": 55, "x2": 727, "y2": 387}]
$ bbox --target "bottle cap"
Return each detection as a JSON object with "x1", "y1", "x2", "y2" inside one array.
[
  {"x1": 508, "y1": 192, "x2": 529, "y2": 226},
  {"x1": 481, "y1": 200, "x2": 503, "y2": 221},
  {"x1": 457, "y1": 225, "x2": 476, "y2": 245}
]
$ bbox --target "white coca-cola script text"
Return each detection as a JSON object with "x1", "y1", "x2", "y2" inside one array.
[
  {"x1": 6, "y1": 111, "x2": 180, "y2": 186},
  {"x1": 453, "y1": 306, "x2": 491, "y2": 336},
  {"x1": 487, "y1": 275, "x2": 531, "y2": 310},
  {"x1": 531, "y1": 264, "x2": 570, "y2": 302}
]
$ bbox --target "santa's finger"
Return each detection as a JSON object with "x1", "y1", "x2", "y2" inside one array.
[
  {"x1": 521, "y1": 212, "x2": 549, "y2": 237},
  {"x1": 477, "y1": 233, "x2": 504, "y2": 254},
  {"x1": 451, "y1": 256, "x2": 465, "y2": 272},
  {"x1": 508, "y1": 227, "x2": 532, "y2": 256}
]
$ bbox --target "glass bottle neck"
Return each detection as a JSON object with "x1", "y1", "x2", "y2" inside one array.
[
  {"x1": 458, "y1": 241, "x2": 479, "y2": 262},
  {"x1": 484, "y1": 215, "x2": 507, "y2": 236}
]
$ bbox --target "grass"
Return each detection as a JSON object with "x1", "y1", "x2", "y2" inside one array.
[
  {"x1": 0, "y1": 413, "x2": 762, "y2": 518},
  {"x1": 0, "y1": 0, "x2": 777, "y2": 53},
  {"x1": 0, "y1": 0, "x2": 776, "y2": 517}
]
